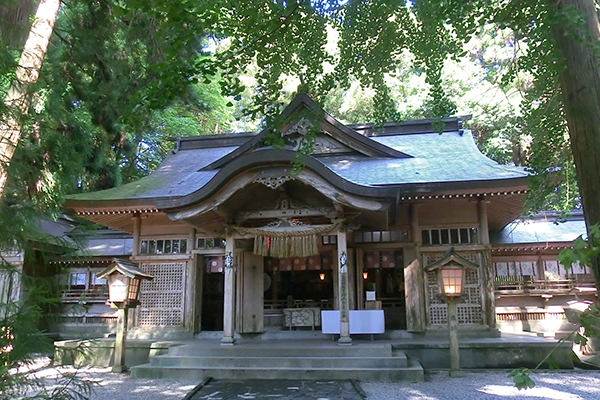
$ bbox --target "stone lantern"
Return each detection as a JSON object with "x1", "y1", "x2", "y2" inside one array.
[
  {"x1": 97, "y1": 258, "x2": 153, "y2": 372},
  {"x1": 425, "y1": 248, "x2": 478, "y2": 377}
]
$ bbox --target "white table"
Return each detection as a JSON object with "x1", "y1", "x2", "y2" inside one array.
[{"x1": 321, "y1": 310, "x2": 385, "y2": 337}]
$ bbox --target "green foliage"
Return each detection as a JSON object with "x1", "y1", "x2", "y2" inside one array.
[
  {"x1": 558, "y1": 224, "x2": 600, "y2": 273},
  {"x1": 1, "y1": 0, "x2": 585, "y2": 215},
  {"x1": 0, "y1": 196, "x2": 96, "y2": 399},
  {"x1": 508, "y1": 367, "x2": 536, "y2": 390},
  {"x1": 574, "y1": 332, "x2": 588, "y2": 347},
  {"x1": 507, "y1": 302, "x2": 600, "y2": 389},
  {"x1": 579, "y1": 305, "x2": 600, "y2": 339},
  {"x1": 2, "y1": 0, "x2": 237, "y2": 196}
]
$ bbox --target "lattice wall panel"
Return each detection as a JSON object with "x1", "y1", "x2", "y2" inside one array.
[
  {"x1": 138, "y1": 262, "x2": 186, "y2": 327},
  {"x1": 423, "y1": 252, "x2": 483, "y2": 326},
  {"x1": 429, "y1": 305, "x2": 447, "y2": 324},
  {"x1": 457, "y1": 304, "x2": 483, "y2": 324}
]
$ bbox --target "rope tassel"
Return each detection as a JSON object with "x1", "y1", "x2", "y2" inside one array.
[{"x1": 232, "y1": 220, "x2": 344, "y2": 259}]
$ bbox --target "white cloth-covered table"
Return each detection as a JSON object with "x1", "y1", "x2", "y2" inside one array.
[{"x1": 321, "y1": 310, "x2": 385, "y2": 335}]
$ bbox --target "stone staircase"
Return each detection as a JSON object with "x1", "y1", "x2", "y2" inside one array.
[{"x1": 130, "y1": 340, "x2": 424, "y2": 381}]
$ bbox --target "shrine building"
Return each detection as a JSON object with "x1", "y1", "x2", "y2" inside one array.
[{"x1": 64, "y1": 94, "x2": 530, "y2": 343}]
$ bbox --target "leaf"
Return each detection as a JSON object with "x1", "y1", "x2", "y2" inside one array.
[
  {"x1": 547, "y1": 354, "x2": 559, "y2": 370},
  {"x1": 574, "y1": 333, "x2": 588, "y2": 346},
  {"x1": 508, "y1": 368, "x2": 536, "y2": 390}
]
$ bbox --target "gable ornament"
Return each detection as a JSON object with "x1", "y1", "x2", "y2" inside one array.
[{"x1": 253, "y1": 175, "x2": 294, "y2": 189}]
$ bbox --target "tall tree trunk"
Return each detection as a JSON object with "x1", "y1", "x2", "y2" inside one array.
[
  {"x1": 552, "y1": 0, "x2": 600, "y2": 290},
  {"x1": 0, "y1": 0, "x2": 60, "y2": 198}
]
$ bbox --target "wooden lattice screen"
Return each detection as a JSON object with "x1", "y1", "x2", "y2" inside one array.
[
  {"x1": 137, "y1": 262, "x2": 186, "y2": 327},
  {"x1": 424, "y1": 252, "x2": 483, "y2": 326}
]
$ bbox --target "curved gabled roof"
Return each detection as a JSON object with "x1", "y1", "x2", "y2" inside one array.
[
  {"x1": 66, "y1": 94, "x2": 529, "y2": 212},
  {"x1": 322, "y1": 131, "x2": 527, "y2": 186}
]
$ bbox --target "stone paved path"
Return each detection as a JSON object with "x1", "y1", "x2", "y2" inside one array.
[{"x1": 186, "y1": 379, "x2": 363, "y2": 400}]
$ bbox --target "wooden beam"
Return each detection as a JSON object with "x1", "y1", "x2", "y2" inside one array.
[{"x1": 236, "y1": 207, "x2": 335, "y2": 221}]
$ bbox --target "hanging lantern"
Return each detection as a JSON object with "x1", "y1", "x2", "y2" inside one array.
[{"x1": 97, "y1": 258, "x2": 153, "y2": 308}]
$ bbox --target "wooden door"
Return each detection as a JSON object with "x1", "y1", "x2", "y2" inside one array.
[
  {"x1": 236, "y1": 251, "x2": 264, "y2": 333},
  {"x1": 405, "y1": 258, "x2": 426, "y2": 332}
]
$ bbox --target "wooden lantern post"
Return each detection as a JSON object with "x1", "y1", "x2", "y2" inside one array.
[
  {"x1": 438, "y1": 264, "x2": 465, "y2": 377},
  {"x1": 424, "y1": 248, "x2": 478, "y2": 377},
  {"x1": 97, "y1": 259, "x2": 153, "y2": 373}
]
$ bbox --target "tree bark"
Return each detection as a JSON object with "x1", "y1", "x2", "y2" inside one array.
[
  {"x1": 0, "y1": 0, "x2": 60, "y2": 198},
  {"x1": 552, "y1": 0, "x2": 600, "y2": 290}
]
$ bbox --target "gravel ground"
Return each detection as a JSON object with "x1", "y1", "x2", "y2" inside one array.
[
  {"x1": 34, "y1": 367, "x2": 600, "y2": 400},
  {"x1": 362, "y1": 370, "x2": 600, "y2": 400}
]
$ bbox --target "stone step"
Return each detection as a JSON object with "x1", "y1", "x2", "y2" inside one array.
[
  {"x1": 167, "y1": 343, "x2": 393, "y2": 358},
  {"x1": 148, "y1": 354, "x2": 408, "y2": 369},
  {"x1": 130, "y1": 358, "x2": 424, "y2": 381}
]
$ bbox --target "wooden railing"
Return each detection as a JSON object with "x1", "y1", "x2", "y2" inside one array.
[
  {"x1": 264, "y1": 297, "x2": 405, "y2": 310},
  {"x1": 55, "y1": 315, "x2": 117, "y2": 324},
  {"x1": 496, "y1": 310, "x2": 566, "y2": 322},
  {"x1": 264, "y1": 299, "x2": 334, "y2": 310},
  {"x1": 494, "y1": 276, "x2": 595, "y2": 295},
  {"x1": 61, "y1": 288, "x2": 108, "y2": 302}
]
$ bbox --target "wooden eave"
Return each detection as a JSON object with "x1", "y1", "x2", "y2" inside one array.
[
  {"x1": 68, "y1": 205, "x2": 160, "y2": 233},
  {"x1": 491, "y1": 242, "x2": 574, "y2": 253}
]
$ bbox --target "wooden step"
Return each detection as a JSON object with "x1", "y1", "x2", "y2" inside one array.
[{"x1": 129, "y1": 341, "x2": 424, "y2": 381}]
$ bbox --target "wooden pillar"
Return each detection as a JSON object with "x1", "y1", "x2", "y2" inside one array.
[
  {"x1": 536, "y1": 250, "x2": 545, "y2": 280},
  {"x1": 405, "y1": 203, "x2": 426, "y2": 332},
  {"x1": 131, "y1": 213, "x2": 141, "y2": 257},
  {"x1": 478, "y1": 196, "x2": 495, "y2": 328},
  {"x1": 184, "y1": 227, "x2": 197, "y2": 332},
  {"x1": 129, "y1": 213, "x2": 141, "y2": 328},
  {"x1": 347, "y1": 248, "x2": 356, "y2": 311},
  {"x1": 333, "y1": 260, "x2": 339, "y2": 310},
  {"x1": 448, "y1": 299, "x2": 461, "y2": 376},
  {"x1": 194, "y1": 254, "x2": 204, "y2": 333},
  {"x1": 222, "y1": 233, "x2": 236, "y2": 344},
  {"x1": 337, "y1": 227, "x2": 352, "y2": 345},
  {"x1": 356, "y1": 248, "x2": 364, "y2": 310},
  {"x1": 112, "y1": 306, "x2": 128, "y2": 373}
]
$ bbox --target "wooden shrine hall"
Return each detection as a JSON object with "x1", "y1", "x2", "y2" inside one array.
[{"x1": 65, "y1": 94, "x2": 529, "y2": 344}]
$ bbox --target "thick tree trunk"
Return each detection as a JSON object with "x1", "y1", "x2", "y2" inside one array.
[
  {"x1": 0, "y1": 0, "x2": 60, "y2": 198},
  {"x1": 552, "y1": 0, "x2": 600, "y2": 290}
]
